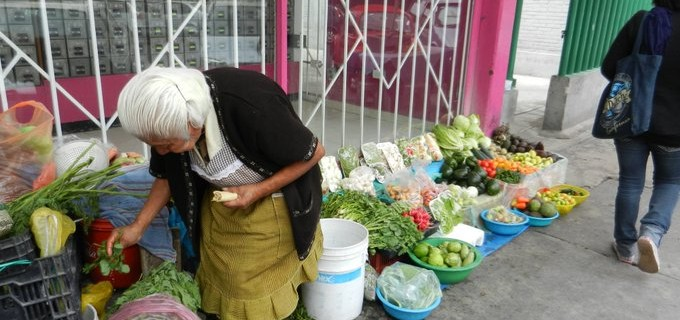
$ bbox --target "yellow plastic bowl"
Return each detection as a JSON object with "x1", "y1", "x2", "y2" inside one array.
[
  {"x1": 550, "y1": 184, "x2": 590, "y2": 206},
  {"x1": 556, "y1": 202, "x2": 575, "y2": 216}
]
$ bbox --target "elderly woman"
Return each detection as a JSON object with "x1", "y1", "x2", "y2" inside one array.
[{"x1": 107, "y1": 66, "x2": 325, "y2": 319}]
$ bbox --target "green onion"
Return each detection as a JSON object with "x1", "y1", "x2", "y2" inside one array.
[{"x1": 3, "y1": 142, "x2": 143, "y2": 236}]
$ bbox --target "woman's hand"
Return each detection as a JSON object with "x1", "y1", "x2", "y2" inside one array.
[
  {"x1": 217, "y1": 184, "x2": 263, "y2": 208},
  {"x1": 217, "y1": 142, "x2": 326, "y2": 208},
  {"x1": 105, "y1": 222, "x2": 145, "y2": 256}
]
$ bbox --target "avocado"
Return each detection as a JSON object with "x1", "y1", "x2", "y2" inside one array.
[
  {"x1": 474, "y1": 167, "x2": 487, "y2": 178},
  {"x1": 485, "y1": 179, "x2": 501, "y2": 196},
  {"x1": 467, "y1": 172, "x2": 482, "y2": 186},
  {"x1": 539, "y1": 202, "x2": 558, "y2": 217},
  {"x1": 528, "y1": 199, "x2": 542, "y2": 212},
  {"x1": 440, "y1": 163, "x2": 455, "y2": 180},
  {"x1": 452, "y1": 167, "x2": 469, "y2": 180}
]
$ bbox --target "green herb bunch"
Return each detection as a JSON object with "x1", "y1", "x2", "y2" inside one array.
[
  {"x1": 3, "y1": 142, "x2": 137, "y2": 236},
  {"x1": 82, "y1": 240, "x2": 130, "y2": 276},
  {"x1": 109, "y1": 261, "x2": 201, "y2": 314},
  {"x1": 322, "y1": 190, "x2": 423, "y2": 255}
]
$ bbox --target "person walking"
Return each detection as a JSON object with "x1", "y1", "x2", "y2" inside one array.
[
  {"x1": 107, "y1": 66, "x2": 325, "y2": 319},
  {"x1": 603, "y1": 0, "x2": 680, "y2": 273}
]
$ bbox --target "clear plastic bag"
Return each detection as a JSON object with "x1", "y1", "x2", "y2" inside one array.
[
  {"x1": 361, "y1": 142, "x2": 390, "y2": 182},
  {"x1": 383, "y1": 169, "x2": 422, "y2": 208},
  {"x1": 337, "y1": 145, "x2": 361, "y2": 178},
  {"x1": 364, "y1": 263, "x2": 378, "y2": 301},
  {"x1": 0, "y1": 101, "x2": 54, "y2": 203},
  {"x1": 376, "y1": 142, "x2": 406, "y2": 173},
  {"x1": 338, "y1": 166, "x2": 376, "y2": 196},
  {"x1": 319, "y1": 156, "x2": 343, "y2": 193},
  {"x1": 376, "y1": 262, "x2": 442, "y2": 309}
]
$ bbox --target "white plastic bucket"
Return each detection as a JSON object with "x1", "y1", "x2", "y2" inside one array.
[{"x1": 302, "y1": 218, "x2": 369, "y2": 320}]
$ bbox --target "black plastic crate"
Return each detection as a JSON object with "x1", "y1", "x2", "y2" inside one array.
[
  {"x1": 0, "y1": 232, "x2": 37, "y2": 265},
  {"x1": 0, "y1": 237, "x2": 80, "y2": 320}
]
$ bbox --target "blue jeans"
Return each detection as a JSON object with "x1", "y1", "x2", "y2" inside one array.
[{"x1": 614, "y1": 137, "x2": 680, "y2": 248}]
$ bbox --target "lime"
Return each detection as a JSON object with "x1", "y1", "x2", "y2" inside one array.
[
  {"x1": 446, "y1": 241, "x2": 462, "y2": 253},
  {"x1": 444, "y1": 252, "x2": 462, "y2": 267},
  {"x1": 428, "y1": 253, "x2": 445, "y2": 267},
  {"x1": 413, "y1": 243, "x2": 429, "y2": 259}
]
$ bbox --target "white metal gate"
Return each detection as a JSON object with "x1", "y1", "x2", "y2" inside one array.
[
  {"x1": 290, "y1": 0, "x2": 471, "y2": 149},
  {"x1": 0, "y1": 0, "x2": 471, "y2": 150}
]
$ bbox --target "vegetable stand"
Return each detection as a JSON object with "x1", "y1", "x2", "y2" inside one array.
[{"x1": 0, "y1": 112, "x2": 584, "y2": 319}]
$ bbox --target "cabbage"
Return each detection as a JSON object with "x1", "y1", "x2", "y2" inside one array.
[
  {"x1": 469, "y1": 114, "x2": 481, "y2": 128},
  {"x1": 464, "y1": 137, "x2": 479, "y2": 149},
  {"x1": 478, "y1": 136, "x2": 492, "y2": 149},
  {"x1": 452, "y1": 115, "x2": 470, "y2": 131}
]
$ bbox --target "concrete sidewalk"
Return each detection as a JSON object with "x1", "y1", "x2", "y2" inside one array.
[{"x1": 357, "y1": 75, "x2": 680, "y2": 320}]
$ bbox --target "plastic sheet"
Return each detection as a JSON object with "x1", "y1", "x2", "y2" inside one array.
[{"x1": 108, "y1": 294, "x2": 200, "y2": 320}]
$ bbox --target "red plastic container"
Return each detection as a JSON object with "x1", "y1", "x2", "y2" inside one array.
[{"x1": 86, "y1": 218, "x2": 142, "y2": 289}]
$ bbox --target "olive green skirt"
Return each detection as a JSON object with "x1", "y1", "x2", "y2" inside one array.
[{"x1": 196, "y1": 191, "x2": 323, "y2": 320}]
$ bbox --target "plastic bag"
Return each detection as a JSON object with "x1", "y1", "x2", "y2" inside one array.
[
  {"x1": 411, "y1": 165, "x2": 443, "y2": 206},
  {"x1": 0, "y1": 101, "x2": 54, "y2": 203},
  {"x1": 383, "y1": 169, "x2": 422, "y2": 208},
  {"x1": 108, "y1": 294, "x2": 201, "y2": 320},
  {"x1": 376, "y1": 142, "x2": 406, "y2": 173},
  {"x1": 395, "y1": 136, "x2": 432, "y2": 167},
  {"x1": 361, "y1": 142, "x2": 390, "y2": 182},
  {"x1": 319, "y1": 156, "x2": 343, "y2": 193},
  {"x1": 81, "y1": 281, "x2": 114, "y2": 317},
  {"x1": 30, "y1": 207, "x2": 76, "y2": 257},
  {"x1": 364, "y1": 263, "x2": 378, "y2": 301},
  {"x1": 338, "y1": 166, "x2": 376, "y2": 196},
  {"x1": 337, "y1": 145, "x2": 361, "y2": 177},
  {"x1": 376, "y1": 262, "x2": 442, "y2": 309}
]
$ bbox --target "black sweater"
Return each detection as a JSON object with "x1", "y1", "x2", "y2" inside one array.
[{"x1": 602, "y1": 10, "x2": 680, "y2": 147}]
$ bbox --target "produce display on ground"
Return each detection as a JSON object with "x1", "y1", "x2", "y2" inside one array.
[
  {"x1": 0, "y1": 110, "x2": 590, "y2": 319},
  {"x1": 317, "y1": 113, "x2": 585, "y2": 278}
]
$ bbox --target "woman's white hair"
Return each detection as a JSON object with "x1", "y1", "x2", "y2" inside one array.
[{"x1": 117, "y1": 67, "x2": 212, "y2": 141}]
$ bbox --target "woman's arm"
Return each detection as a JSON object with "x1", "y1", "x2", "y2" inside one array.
[
  {"x1": 105, "y1": 177, "x2": 172, "y2": 255},
  {"x1": 219, "y1": 143, "x2": 326, "y2": 208}
]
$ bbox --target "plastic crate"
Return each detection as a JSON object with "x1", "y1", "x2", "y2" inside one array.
[
  {"x1": 0, "y1": 237, "x2": 81, "y2": 320},
  {"x1": 0, "y1": 232, "x2": 37, "y2": 264}
]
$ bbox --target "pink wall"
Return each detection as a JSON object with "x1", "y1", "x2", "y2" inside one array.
[
  {"x1": 463, "y1": 0, "x2": 517, "y2": 135},
  {"x1": 5, "y1": 63, "x2": 274, "y2": 125},
  {"x1": 6, "y1": 75, "x2": 133, "y2": 124}
]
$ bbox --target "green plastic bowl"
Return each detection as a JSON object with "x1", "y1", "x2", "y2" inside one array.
[{"x1": 407, "y1": 237, "x2": 483, "y2": 285}]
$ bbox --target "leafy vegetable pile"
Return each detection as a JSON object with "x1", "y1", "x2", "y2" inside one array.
[
  {"x1": 109, "y1": 261, "x2": 200, "y2": 314},
  {"x1": 432, "y1": 114, "x2": 492, "y2": 160},
  {"x1": 427, "y1": 185, "x2": 477, "y2": 234},
  {"x1": 322, "y1": 191, "x2": 423, "y2": 255},
  {"x1": 3, "y1": 153, "x2": 127, "y2": 236}
]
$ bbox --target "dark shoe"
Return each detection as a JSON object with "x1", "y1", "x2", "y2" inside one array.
[
  {"x1": 637, "y1": 236, "x2": 660, "y2": 273},
  {"x1": 611, "y1": 241, "x2": 637, "y2": 265}
]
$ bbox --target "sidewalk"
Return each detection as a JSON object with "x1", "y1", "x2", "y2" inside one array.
[{"x1": 357, "y1": 75, "x2": 680, "y2": 320}]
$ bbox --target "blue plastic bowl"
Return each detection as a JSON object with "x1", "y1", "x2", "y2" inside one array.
[
  {"x1": 480, "y1": 208, "x2": 529, "y2": 235},
  {"x1": 526, "y1": 211, "x2": 559, "y2": 227},
  {"x1": 376, "y1": 287, "x2": 441, "y2": 320}
]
